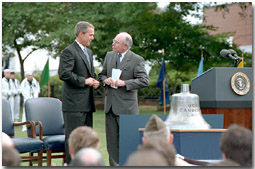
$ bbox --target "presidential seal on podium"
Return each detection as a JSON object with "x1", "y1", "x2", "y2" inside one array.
[{"x1": 231, "y1": 72, "x2": 250, "y2": 95}]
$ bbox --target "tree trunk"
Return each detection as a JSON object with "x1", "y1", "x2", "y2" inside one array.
[
  {"x1": 14, "y1": 39, "x2": 24, "y2": 106},
  {"x1": 20, "y1": 59, "x2": 25, "y2": 81},
  {"x1": 14, "y1": 39, "x2": 25, "y2": 81}
]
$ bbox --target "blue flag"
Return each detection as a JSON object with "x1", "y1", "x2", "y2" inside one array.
[
  {"x1": 197, "y1": 57, "x2": 203, "y2": 76},
  {"x1": 156, "y1": 55, "x2": 170, "y2": 104}
]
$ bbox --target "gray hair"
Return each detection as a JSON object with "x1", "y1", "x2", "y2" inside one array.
[
  {"x1": 120, "y1": 32, "x2": 133, "y2": 49},
  {"x1": 71, "y1": 148, "x2": 105, "y2": 166},
  {"x1": 125, "y1": 150, "x2": 169, "y2": 166},
  {"x1": 2, "y1": 146, "x2": 20, "y2": 166},
  {"x1": 144, "y1": 126, "x2": 170, "y2": 141},
  {"x1": 219, "y1": 124, "x2": 252, "y2": 166},
  {"x1": 75, "y1": 21, "x2": 94, "y2": 37}
]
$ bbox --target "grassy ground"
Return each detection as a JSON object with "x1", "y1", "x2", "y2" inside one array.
[{"x1": 15, "y1": 106, "x2": 164, "y2": 166}]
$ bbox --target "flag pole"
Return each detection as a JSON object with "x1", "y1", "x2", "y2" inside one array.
[
  {"x1": 48, "y1": 82, "x2": 50, "y2": 97},
  {"x1": 162, "y1": 49, "x2": 166, "y2": 115}
]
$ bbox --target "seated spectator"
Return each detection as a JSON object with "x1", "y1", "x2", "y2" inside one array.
[
  {"x1": 2, "y1": 132, "x2": 15, "y2": 148},
  {"x1": 2, "y1": 132, "x2": 20, "y2": 166},
  {"x1": 209, "y1": 124, "x2": 252, "y2": 166},
  {"x1": 207, "y1": 159, "x2": 240, "y2": 166},
  {"x1": 138, "y1": 137, "x2": 176, "y2": 166},
  {"x1": 68, "y1": 126, "x2": 99, "y2": 159},
  {"x1": 125, "y1": 149, "x2": 169, "y2": 166},
  {"x1": 143, "y1": 114, "x2": 191, "y2": 166},
  {"x1": 2, "y1": 146, "x2": 20, "y2": 166},
  {"x1": 70, "y1": 148, "x2": 105, "y2": 166}
]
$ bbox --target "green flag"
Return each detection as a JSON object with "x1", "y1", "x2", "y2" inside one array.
[{"x1": 40, "y1": 58, "x2": 49, "y2": 87}]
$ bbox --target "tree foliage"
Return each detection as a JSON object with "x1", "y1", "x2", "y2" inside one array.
[
  {"x1": 2, "y1": 2, "x2": 252, "y2": 94},
  {"x1": 2, "y1": 2, "x2": 68, "y2": 79}
]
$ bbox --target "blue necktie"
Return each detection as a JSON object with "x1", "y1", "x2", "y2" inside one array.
[
  {"x1": 84, "y1": 47, "x2": 91, "y2": 69},
  {"x1": 116, "y1": 53, "x2": 122, "y2": 68}
]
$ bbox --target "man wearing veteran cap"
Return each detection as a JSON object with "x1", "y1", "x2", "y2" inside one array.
[
  {"x1": 20, "y1": 71, "x2": 40, "y2": 131},
  {"x1": 143, "y1": 114, "x2": 191, "y2": 166}
]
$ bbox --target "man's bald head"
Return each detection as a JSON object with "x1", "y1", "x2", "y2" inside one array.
[
  {"x1": 116, "y1": 32, "x2": 133, "y2": 49},
  {"x1": 2, "y1": 132, "x2": 15, "y2": 148}
]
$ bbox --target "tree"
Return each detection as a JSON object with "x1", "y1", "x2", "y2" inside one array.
[
  {"x1": 124, "y1": 2, "x2": 251, "y2": 93},
  {"x1": 3, "y1": 2, "x2": 251, "y2": 94},
  {"x1": 118, "y1": 2, "x2": 237, "y2": 93},
  {"x1": 2, "y1": 2, "x2": 148, "y2": 78},
  {"x1": 2, "y1": 2, "x2": 69, "y2": 80}
]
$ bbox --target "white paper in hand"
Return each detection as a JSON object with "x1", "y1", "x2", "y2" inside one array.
[{"x1": 111, "y1": 68, "x2": 122, "y2": 89}]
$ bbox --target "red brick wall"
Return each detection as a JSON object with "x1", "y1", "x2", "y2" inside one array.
[{"x1": 203, "y1": 3, "x2": 252, "y2": 46}]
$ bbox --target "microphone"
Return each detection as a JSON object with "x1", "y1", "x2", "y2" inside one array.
[
  {"x1": 220, "y1": 49, "x2": 236, "y2": 60},
  {"x1": 228, "y1": 49, "x2": 242, "y2": 60}
]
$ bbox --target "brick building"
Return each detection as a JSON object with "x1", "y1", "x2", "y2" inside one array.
[{"x1": 203, "y1": 3, "x2": 252, "y2": 53}]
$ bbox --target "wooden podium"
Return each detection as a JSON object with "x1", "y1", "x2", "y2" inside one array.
[{"x1": 191, "y1": 67, "x2": 252, "y2": 130}]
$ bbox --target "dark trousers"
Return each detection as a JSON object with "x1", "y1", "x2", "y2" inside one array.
[
  {"x1": 105, "y1": 108, "x2": 119, "y2": 166},
  {"x1": 63, "y1": 111, "x2": 93, "y2": 164}
]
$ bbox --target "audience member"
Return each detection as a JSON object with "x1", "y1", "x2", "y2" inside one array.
[
  {"x1": 2, "y1": 132, "x2": 15, "y2": 148},
  {"x1": 143, "y1": 114, "x2": 172, "y2": 142},
  {"x1": 207, "y1": 159, "x2": 240, "y2": 166},
  {"x1": 209, "y1": 124, "x2": 252, "y2": 166},
  {"x1": 143, "y1": 114, "x2": 191, "y2": 166},
  {"x1": 125, "y1": 150, "x2": 169, "y2": 166},
  {"x1": 2, "y1": 132, "x2": 20, "y2": 166},
  {"x1": 70, "y1": 148, "x2": 105, "y2": 166},
  {"x1": 68, "y1": 126, "x2": 99, "y2": 159},
  {"x1": 138, "y1": 137, "x2": 176, "y2": 166},
  {"x1": 2, "y1": 146, "x2": 20, "y2": 166}
]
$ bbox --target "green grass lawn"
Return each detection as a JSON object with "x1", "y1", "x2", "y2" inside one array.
[{"x1": 15, "y1": 106, "x2": 164, "y2": 166}]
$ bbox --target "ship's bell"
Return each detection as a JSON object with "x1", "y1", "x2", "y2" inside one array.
[{"x1": 165, "y1": 84, "x2": 211, "y2": 129}]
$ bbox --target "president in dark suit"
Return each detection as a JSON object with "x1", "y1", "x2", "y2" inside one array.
[
  {"x1": 98, "y1": 32, "x2": 149, "y2": 166},
  {"x1": 58, "y1": 21, "x2": 99, "y2": 164}
]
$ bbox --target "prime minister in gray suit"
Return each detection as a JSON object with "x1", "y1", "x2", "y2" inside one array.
[{"x1": 98, "y1": 32, "x2": 149, "y2": 166}]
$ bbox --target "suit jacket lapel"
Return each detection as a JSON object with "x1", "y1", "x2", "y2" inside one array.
[
  {"x1": 74, "y1": 42, "x2": 93, "y2": 76},
  {"x1": 111, "y1": 53, "x2": 118, "y2": 69},
  {"x1": 119, "y1": 50, "x2": 131, "y2": 70}
]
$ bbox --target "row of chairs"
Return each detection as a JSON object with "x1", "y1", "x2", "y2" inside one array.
[{"x1": 2, "y1": 97, "x2": 66, "y2": 166}]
